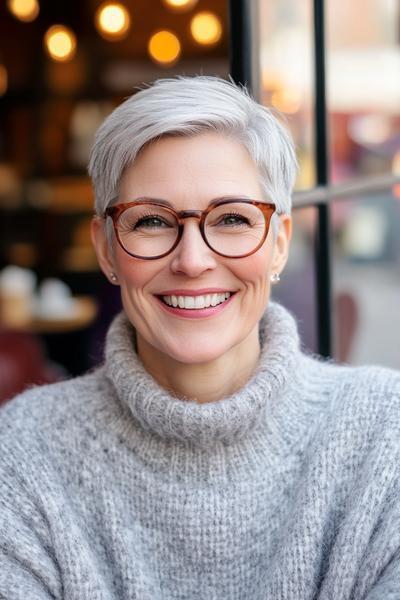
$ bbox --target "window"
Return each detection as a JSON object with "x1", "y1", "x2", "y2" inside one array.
[{"x1": 230, "y1": 0, "x2": 400, "y2": 367}]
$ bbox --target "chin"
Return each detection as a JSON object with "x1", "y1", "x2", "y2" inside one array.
[{"x1": 159, "y1": 336, "x2": 235, "y2": 366}]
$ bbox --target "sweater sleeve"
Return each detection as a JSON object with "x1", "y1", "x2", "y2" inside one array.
[
  {"x1": 362, "y1": 492, "x2": 400, "y2": 600},
  {"x1": 363, "y1": 552, "x2": 400, "y2": 600},
  {"x1": 0, "y1": 516, "x2": 59, "y2": 600},
  {"x1": 0, "y1": 413, "x2": 62, "y2": 599},
  {"x1": 357, "y1": 385, "x2": 400, "y2": 600}
]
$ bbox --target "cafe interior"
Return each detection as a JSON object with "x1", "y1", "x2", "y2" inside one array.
[
  {"x1": 0, "y1": 0, "x2": 399, "y2": 404},
  {"x1": 0, "y1": 0, "x2": 231, "y2": 402}
]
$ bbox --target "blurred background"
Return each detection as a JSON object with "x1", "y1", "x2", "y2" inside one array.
[{"x1": 0, "y1": 0, "x2": 399, "y2": 404}]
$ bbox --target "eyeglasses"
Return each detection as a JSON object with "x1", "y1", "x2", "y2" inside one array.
[{"x1": 104, "y1": 198, "x2": 276, "y2": 260}]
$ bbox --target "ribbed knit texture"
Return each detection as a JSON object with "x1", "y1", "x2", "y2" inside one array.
[{"x1": 1, "y1": 302, "x2": 400, "y2": 600}]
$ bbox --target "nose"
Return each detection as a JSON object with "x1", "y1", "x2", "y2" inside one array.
[{"x1": 169, "y1": 219, "x2": 218, "y2": 277}]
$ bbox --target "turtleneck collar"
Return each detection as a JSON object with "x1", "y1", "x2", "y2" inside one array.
[{"x1": 104, "y1": 302, "x2": 316, "y2": 453}]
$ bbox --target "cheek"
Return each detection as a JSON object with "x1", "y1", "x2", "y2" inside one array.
[
  {"x1": 228, "y1": 246, "x2": 273, "y2": 321},
  {"x1": 114, "y1": 248, "x2": 158, "y2": 290},
  {"x1": 113, "y1": 250, "x2": 164, "y2": 321},
  {"x1": 229, "y1": 245, "x2": 273, "y2": 288}
]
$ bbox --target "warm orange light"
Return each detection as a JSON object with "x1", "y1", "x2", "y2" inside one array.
[
  {"x1": 271, "y1": 88, "x2": 302, "y2": 114},
  {"x1": 95, "y1": 2, "x2": 131, "y2": 41},
  {"x1": 393, "y1": 183, "x2": 400, "y2": 199},
  {"x1": 148, "y1": 30, "x2": 181, "y2": 66},
  {"x1": 7, "y1": 0, "x2": 39, "y2": 22},
  {"x1": 44, "y1": 25, "x2": 77, "y2": 62},
  {"x1": 190, "y1": 11, "x2": 222, "y2": 45},
  {"x1": 162, "y1": 0, "x2": 198, "y2": 12},
  {"x1": 0, "y1": 65, "x2": 8, "y2": 96}
]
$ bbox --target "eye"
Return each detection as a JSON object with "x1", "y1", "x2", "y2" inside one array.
[
  {"x1": 135, "y1": 215, "x2": 171, "y2": 229},
  {"x1": 218, "y1": 212, "x2": 251, "y2": 226}
]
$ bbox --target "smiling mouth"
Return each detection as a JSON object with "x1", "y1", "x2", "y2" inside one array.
[{"x1": 159, "y1": 292, "x2": 233, "y2": 310}]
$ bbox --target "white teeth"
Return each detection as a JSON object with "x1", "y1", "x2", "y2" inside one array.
[
  {"x1": 161, "y1": 292, "x2": 232, "y2": 309},
  {"x1": 195, "y1": 296, "x2": 205, "y2": 309},
  {"x1": 185, "y1": 297, "x2": 195, "y2": 309}
]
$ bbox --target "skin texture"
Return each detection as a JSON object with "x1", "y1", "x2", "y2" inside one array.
[{"x1": 91, "y1": 132, "x2": 292, "y2": 403}]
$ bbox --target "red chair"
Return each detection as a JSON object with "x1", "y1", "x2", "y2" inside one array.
[
  {"x1": 335, "y1": 292, "x2": 359, "y2": 363},
  {"x1": 0, "y1": 331, "x2": 65, "y2": 407}
]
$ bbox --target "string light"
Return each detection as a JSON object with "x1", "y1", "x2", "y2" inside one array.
[
  {"x1": 7, "y1": 0, "x2": 39, "y2": 22},
  {"x1": 148, "y1": 30, "x2": 181, "y2": 66},
  {"x1": 162, "y1": 0, "x2": 198, "y2": 12},
  {"x1": 95, "y1": 2, "x2": 131, "y2": 41},
  {"x1": 190, "y1": 11, "x2": 222, "y2": 46},
  {"x1": 44, "y1": 25, "x2": 77, "y2": 62}
]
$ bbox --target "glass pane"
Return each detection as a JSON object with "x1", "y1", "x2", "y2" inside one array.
[
  {"x1": 326, "y1": 0, "x2": 400, "y2": 183},
  {"x1": 258, "y1": 0, "x2": 315, "y2": 190},
  {"x1": 331, "y1": 186, "x2": 400, "y2": 369},
  {"x1": 272, "y1": 206, "x2": 318, "y2": 353}
]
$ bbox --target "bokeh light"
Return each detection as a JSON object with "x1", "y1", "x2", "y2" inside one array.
[
  {"x1": 190, "y1": 11, "x2": 222, "y2": 46},
  {"x1": 95, "y1": 2, "x2": 131, "y2": 41},
  {"x1": 148, "y1": 30, "x2": 181, "y2": 66},
  {"x1": 162, "y1": 0, "x2": 198, "y2": 12},
  {"x1": 271, "y1": 88, "x2": 302, "y2": 114},
  {"x1": 0, "y1": 65, "x2": 8, "y2": 96},
  {"x1": 44, "y1": 25, "x2": 77, "y2": 63},
  {"x1": 7, "y1": 0, "x2": 39, "y2": 22}
]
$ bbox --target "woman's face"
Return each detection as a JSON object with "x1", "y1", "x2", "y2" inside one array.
[{"x1": 92, "y1": 132, "x2": 291, "y2": 365}]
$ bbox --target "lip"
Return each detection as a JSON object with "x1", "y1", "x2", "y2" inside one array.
[
  {"x1": 155, "y1": 292, "x2": 236, "y2": 319},
  {"x1": 156, "y1": 288, "x2": 235, "y2": 296}
]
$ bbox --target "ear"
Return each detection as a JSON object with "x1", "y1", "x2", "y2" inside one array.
[
  {"x1": 270, "y1": 214, "x2": 292, "y2": 275},
  {"x1": 91, "y1": 217, "x2": 118, "y2": 283}
]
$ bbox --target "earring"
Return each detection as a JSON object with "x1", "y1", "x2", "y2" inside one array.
[
  {"x1": 110, "y1": 272, "x2": 118, "y2": 283},
  {"x1": 270, "y1": 272, "x2": 281, "y2": 284}
]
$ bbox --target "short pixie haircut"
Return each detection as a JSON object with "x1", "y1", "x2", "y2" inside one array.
[{"x1": 88, "y1": 75, "x2": 297, "y2": 218}]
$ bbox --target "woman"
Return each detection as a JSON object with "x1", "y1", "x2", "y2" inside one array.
[{"x1": 1, "y1": 75, "x2": 399, "y2": 600}]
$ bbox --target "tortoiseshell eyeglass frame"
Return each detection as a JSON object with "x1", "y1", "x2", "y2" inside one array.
[{"x1": 103, "y1": 198, "x2": 277, "y2": 260}]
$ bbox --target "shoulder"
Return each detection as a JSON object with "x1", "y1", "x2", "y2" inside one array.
[
  {"x1": 301, "y1": 352, "x2": 400, "y2": 435},
  {"x1": 334, "y1": 361, "x2": 399, "y2": 407},
  {"x1": 301, "y1": 350, "x2": 400, "y2": 397},
  {"x1": 0, "y1": 366, "x2": 111, "y2": 458}
]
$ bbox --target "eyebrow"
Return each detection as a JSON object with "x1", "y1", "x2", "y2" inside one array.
[{"x1": 134, "y1": 195, "x2": 254, "y2": 208}]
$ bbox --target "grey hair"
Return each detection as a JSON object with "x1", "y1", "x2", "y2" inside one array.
[{"x1": 88, "y1": 75, "x2": 298, "y2": 233}]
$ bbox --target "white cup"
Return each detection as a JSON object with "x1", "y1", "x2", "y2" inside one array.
[{"x1": 0, "y1": 266, "x2": 36, "y2": 327}]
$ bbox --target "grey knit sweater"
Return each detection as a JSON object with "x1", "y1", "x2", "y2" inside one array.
[{"x1": 1, "y1": 302, "x2": 400, "y2": 600}]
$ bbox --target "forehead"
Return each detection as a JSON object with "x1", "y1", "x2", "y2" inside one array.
[{"x1": 118, "y1": 132, "x2": 263, "y2": 207}]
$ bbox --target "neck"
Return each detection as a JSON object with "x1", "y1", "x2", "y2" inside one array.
[
  {"x1": 104, "y1": 302, "x2": 305, "y2": 448},
  {"x1": 136, "y1": 326, "x2": 261, "y2": 404}
]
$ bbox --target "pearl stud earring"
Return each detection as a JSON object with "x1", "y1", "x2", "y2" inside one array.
[
  {"x1": 110, "y1": 272, "x2": 118, "y2": 283},
  {"x1": 270, "y1": 273, "x2": 281, "y2": 284}
]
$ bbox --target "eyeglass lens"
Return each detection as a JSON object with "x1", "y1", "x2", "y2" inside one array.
[{"x1": 116, "y1": 202, "x2": 269, "y2": 258}]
